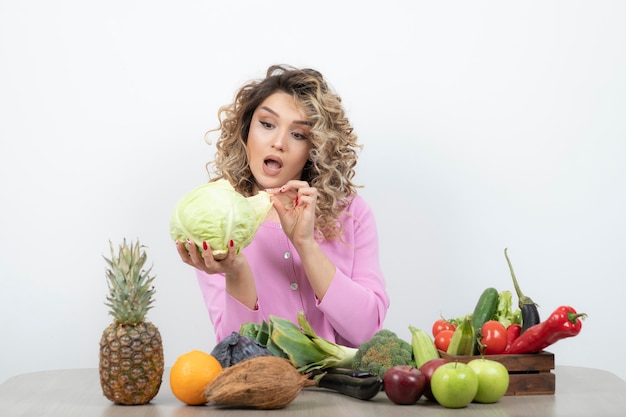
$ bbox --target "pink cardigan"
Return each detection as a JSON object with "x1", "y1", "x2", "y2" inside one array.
[{"x1": 196, "y1": 194, "x2": 389, "y2": 347}]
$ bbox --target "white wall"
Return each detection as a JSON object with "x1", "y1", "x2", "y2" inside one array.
[{"x1": 1, "y1": 1, "x2": 625, "y2": 384}]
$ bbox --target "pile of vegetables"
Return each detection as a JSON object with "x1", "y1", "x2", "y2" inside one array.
[
  {"x1": 238, "y1": 312, "x2": 436, "y2": 377},
  {"x1": 436, "y1": 248, "x2": 586, "y2": 356},
  {"x1": 194, "y1": 248, "x2": 587, "y2": 409},
  {"x1": 238, "y1": 312, "x2": 386, "y2": 401},
  {"x1": 231, "y1": 311, "x2": 446, "y2": 402}
]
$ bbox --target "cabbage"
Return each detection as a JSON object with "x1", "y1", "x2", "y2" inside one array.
[
  {"x1": 170, "y1": 179, "x2": 272, "y2": 259},
  {"x1": 210, "y1": 332, "x2": 274, "y2": 368}
]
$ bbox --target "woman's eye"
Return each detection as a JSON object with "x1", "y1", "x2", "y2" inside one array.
[
  {"x1": 292, "y1": 131, "x2": 309, "y2": 140},
  {"x1": 260, "y1": 121, "x2": 273, "y2": 129}
]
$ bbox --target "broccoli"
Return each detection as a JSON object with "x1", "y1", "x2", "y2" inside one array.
[{"x1": 352, "y1": 329, "x2": 415, "y2": 377}]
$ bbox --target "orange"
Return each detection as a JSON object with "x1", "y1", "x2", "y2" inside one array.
[{"x1": 169, "y1": 350, "x2": 223, "y2": 405}]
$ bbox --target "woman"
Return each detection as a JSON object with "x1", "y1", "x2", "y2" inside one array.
[{"x1": 176, "y1": 64, "x2": 389, "y2": 347}]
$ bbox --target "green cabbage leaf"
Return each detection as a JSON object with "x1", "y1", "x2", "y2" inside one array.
[
  {"x1": 494, "y1": 290, "x2": 522, "y2": 328},
  {"x1": 169, "y1": 179, "x2": 272, "y2": 259}
]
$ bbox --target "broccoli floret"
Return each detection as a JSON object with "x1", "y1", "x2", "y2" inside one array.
[{"x1": 352, "y1": 329, "x2": 415, "y2": 377}]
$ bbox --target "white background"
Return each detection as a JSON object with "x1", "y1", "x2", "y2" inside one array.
[{"x1": 1, "y1": 1, "x2": 625, "y2": 384}]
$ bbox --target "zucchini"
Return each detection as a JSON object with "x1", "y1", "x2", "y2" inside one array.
[
  {"x1": 408, "y1": 325, "x2": 440, "y2": 368},
  {"x1": 315, "y1": 368, "x2": 383, "y2": 400}
]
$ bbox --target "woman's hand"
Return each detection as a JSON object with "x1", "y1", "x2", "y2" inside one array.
[
  {"x1": 175, "y1": 239, "x2": 258, "y2": 309},
  {"x1": 269, "y1": 180, "x2": 336, "y2": 301},
  {"x1": 268, "y1": 180, "x2": 318, "y2": 248},
  {"x1": 175, "y1": 239, "x2": 245, "y2": 276}
]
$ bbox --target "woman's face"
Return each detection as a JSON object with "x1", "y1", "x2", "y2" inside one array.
[{"x1": 246, "y1": 92, "x2": 313, "y2": 190}]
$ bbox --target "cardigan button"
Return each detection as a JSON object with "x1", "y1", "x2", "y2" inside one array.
[
  {"x1": 290, "y1": 282, "x2": 299, "y2": 291},
  {"x1": 283, "y1": 251, "x2": 292, "y2": 260}
]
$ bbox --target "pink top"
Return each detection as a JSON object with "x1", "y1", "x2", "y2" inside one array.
[{"x1": 196, "y1": 194, "x2": 389, "y2": 347}]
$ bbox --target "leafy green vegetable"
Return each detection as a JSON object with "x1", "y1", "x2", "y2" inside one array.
[
  {"x1": 170, "y1": 179, "x2": 272, "y2": 259},
  {"x1": 239, "y1": 312, "x2": 357, "y2": 374},
  {"x1": 494, "y1": 290, "x2": 522, "y2": 328}
]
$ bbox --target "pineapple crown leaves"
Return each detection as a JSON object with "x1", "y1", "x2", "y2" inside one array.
[{"x1": 103, "y1": 239, "x2": 156, "y2": 325}]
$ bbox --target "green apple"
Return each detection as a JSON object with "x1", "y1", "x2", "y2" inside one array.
[
  {"x1": 430, "y1": 362, "x2": 478, "y2": 408},
  {"x1": 467, "y1": 358, "x2": 510, "y2": 403}
]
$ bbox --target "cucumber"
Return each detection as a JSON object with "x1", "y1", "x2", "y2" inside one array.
[{"x1": 471, "y1": 287, "x2": 499, "y2": 354}]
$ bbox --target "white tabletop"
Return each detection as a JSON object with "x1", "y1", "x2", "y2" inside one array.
[{"x1": 1, "y1": 366, "x2": 625, "y2": 417}]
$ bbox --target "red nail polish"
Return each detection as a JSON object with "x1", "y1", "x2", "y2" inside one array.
[
  {"x1": 295, "y1": 196, "x2": 299, "y2": 207},
  {"x1": 229, "y1": 240, "x2": 234, "y2": 248},
  {"x1": 203, "y1": 241, "x2": 208, "y2": 250}
]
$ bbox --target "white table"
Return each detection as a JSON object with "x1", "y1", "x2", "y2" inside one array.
[{"x1": 1, "y1": 366, "x2": 625, "y2": 416}]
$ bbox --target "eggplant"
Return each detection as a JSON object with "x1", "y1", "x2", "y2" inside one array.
[{"x1": 504, "y1": 248, "x2": 541, "y2": 333}]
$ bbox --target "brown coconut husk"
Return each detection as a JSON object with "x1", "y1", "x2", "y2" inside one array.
[{"x1": 204, "y1": 356, "x2": 316, "y2": 409}]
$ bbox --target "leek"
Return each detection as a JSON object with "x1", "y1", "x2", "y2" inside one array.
[{"x1": 239, "y1": 311, "x2": 358, "y2": 373}]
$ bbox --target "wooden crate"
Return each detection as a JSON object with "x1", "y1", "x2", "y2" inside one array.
[{"x1": 438, "y1": 350, "x2": 555, "y2": 396}]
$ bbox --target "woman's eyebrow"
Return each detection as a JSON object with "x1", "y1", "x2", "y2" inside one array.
[
  {"x1": 259, "y1": 106, "x2": 311, "y2": 126},
  {"x1": 260, "y1": 105, "x2": 278, "y2": 116}
]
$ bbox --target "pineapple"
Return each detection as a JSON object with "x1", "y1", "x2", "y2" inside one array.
[{"x1": 99, "y1": 239, "x2": 164, "y2": 405}]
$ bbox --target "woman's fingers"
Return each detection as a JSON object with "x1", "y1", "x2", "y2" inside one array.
[{"x1": 175, "y1": 240, "x2": 193, "y2": 264}]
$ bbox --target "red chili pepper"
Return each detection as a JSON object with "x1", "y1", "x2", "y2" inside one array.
[
  {"x1": 505, "y1": 323, "x2": 522, "y2": 352},
  {"x1": 505, "y1": 306, "x2": 587, "y2": 354}
]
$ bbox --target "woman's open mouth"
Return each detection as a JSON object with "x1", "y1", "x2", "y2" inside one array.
[{"x1": 263, "y1": 156, "x2": 283, "y2": 176}]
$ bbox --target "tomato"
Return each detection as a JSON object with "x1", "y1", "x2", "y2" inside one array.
[
  {"x1": 434, "y1": 329, "x2": 455, "y2": 352},
  {"x1": 480, "y1": 320, "x2": 507, "y2": 355},
  {"x1": 432, "y1": 319, "x2": 456, "y2": 337}
]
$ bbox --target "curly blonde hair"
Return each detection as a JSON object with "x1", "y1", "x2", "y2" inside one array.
[{"x1": 205, "y1": 64, "x2": 362, "y2": 241}]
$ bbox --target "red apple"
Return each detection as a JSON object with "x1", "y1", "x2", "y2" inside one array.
[
  {"x1": 418, "y1": 358, "x2": 446, "y2": 401},
  {"x1": 383, "y1": 365, "x2": 426, "y2": 405}
]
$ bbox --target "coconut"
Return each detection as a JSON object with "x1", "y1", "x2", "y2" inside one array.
[{"x1": 204, "y1": 356, "x2": 315, "y2": 409}]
